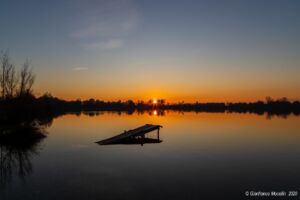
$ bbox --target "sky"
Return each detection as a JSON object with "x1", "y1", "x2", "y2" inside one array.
[{"x1": 0, "y1": 0, "x2": 299, "y2": 102}]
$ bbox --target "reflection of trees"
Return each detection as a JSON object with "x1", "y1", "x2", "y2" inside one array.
[{"x1": 0, "y1": 116, "x2": 51, "y2": 189}]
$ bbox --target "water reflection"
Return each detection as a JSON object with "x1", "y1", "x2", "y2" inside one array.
[
  {"x1": 0, "y1": 111, "x2": 299, "y2": 200},
  {"x1": 49, "y1": 112, "x2": 300, "y2": 200},
  {"x1": 0, "y1": 116, "x2": 51, "y2": 189},
  {"x1": 74, "y1": 110, "x2": 298, "y2": 119}
]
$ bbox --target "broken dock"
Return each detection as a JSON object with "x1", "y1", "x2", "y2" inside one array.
[{"x1": 96, "y1": 124, "x2": 162, "y2": 145}]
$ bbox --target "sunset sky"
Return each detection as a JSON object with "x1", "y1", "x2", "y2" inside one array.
[{"x1": 0, "y1": 0, "x2": 299, "y2": 102}]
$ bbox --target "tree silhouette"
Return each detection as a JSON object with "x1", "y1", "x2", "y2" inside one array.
[
  {"x1": 18, "y1": 59, "x2": 35, "y2": 98},
  {"x1": 0, "y1": 51, "x2": 20, "y2": 99},
  {"x1": 0, "y1": 51, "x2": 35, "y2": 100}
]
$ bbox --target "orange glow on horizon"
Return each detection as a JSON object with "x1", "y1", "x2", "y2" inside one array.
[{"x1": 34, "y1": 83, "x2": 300, "y2": 103}]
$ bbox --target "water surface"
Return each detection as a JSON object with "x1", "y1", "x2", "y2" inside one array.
[{"x1": 1, "y1": 112, "x2": 300, "y2": 199}]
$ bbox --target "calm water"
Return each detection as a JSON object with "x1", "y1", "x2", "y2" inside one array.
[{"x1": 1, "y1": 111, "x2": 300, "y2": 200}]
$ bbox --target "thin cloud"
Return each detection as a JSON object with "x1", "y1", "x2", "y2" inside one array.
[
  {"x1": 72, "y1": 67, "x2": 89, "y2": 71},
  {"x1": 70, "y1": 0, "x2": 139, "y2": 39},
  {"x1": 83, "y1": 39, "x2": 124, "y2": 50}
]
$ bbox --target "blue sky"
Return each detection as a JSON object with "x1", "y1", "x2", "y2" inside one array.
[{"x1": 0, "y1": 0, "x2": 299, "y2": 101}]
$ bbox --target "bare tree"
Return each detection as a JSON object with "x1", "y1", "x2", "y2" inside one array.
[
  {"x1": 18, "y1": 60, "x2": 35, "y2": 97},
  {"x1": 1, "y1": 51, "x2": 36, "y2": 99},
  {"x1": 0, "y1": 51, "x2": 10, "y2": 98},
  {"x1": 0, "y1": 51, "x2": 19, "y2": 99},
  {"x1": 6, "y1": 64, "x2": 18, "y2": 98}
]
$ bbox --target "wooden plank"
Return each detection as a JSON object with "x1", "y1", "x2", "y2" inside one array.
[
  {"x1": 96, "y1": 124, "x2": 162, "y2": 145},
  {"x1": 100, "y1": 138, "x2": 162, "y2": 145}
]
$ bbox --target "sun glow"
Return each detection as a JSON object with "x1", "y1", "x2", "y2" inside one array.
[{"x1": 153, "y1": 99, "x2": 157, "y2": 104}]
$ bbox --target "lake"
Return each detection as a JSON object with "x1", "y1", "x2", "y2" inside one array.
[{"x1": 1, "y1": 111, "x2": 300, "y2": 200}]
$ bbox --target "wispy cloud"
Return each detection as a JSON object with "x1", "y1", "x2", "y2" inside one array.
[
  {"x1": 72, "y1": 67, "x2": 89, "y2": 71},
  {"x1": 70, "y1": 0, "x2": 139, "y2": 51},
  {"x1": 83, "y1": 39, "x2": 124, "y2": 50},
  {"x1": 71, "y1": 15, "x2": 138, "y2": 39}
]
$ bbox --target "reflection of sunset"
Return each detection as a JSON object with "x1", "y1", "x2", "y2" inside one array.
[
  {"x1": 53, "y1": 111, "x2": 300, "y2": 146},
  {"x1": 55, "y1": 111, "x2": 300, "y2": 129}
]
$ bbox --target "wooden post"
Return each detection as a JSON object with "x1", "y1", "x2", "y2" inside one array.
[{"x1": 157, "y1": 128, "x2": 160, "y2": 140}]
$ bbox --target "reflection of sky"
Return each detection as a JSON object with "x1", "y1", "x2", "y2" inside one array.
[
  {"x1": 1, "y1": 0, "x2": 300, "y2": 101},
  {"x1": 2, "y1": 112, "x2": 296, "y2": 199},
  {"x1": 47, "y1": 111, "x2": 300, "y2": 149}
]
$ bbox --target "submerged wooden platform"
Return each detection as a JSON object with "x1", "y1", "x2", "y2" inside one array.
[
  {"x1": 99, "y1": 137, "x2": 162, "y2": 145},
  {"x1": 96, "y1": 124, "x2": 162, "y2": 145}
]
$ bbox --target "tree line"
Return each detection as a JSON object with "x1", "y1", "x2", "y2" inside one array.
[{"x1": 0, "y1": 51, "x2": 300, "y2": 118}]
